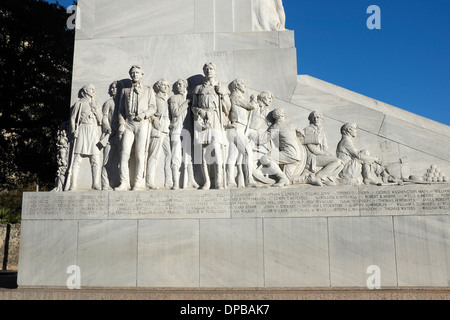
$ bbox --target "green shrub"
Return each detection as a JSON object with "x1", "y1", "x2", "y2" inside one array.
[{"x1": 0, "y1": 206, "x2": 20, "y2": 224}]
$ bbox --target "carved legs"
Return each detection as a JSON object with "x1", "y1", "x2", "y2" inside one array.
[
  {"x1": 90, "y1": 154, "x2": 101, "y2": 190},
  {"x1": 68, "y1": 153, "x2": 81, "y2": 191},
  {"x1": 69, "y1": 153, "x2": 101, "y2": 191}
]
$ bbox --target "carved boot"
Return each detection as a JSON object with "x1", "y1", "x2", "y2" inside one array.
[
  {"x1": 133, "y1": 179, "x2": 146, "y2": 191},
  {"x1": 92, "y1": 168, "x2": 101, "y2": 190},
  {"x1": 69, "y1": 165, "x2": 79, "y2": 191},
  {"x1": 306, "y1": 173, "x2": 323, "y2": 187},
  {"x1": 226, "y1": 164, "x2": 237, "y2": 187},
  {"x1": 215, "y1": 164, "x2": 224, "y2": 189},
  {"x1": 91, "y1": 157, "x2": 101, "y2": 190},
  {"x1": 269, "y1": 163, "x2": 290, "y2": 187},
  {"x1": 146, "y1": 163, "x2": 158, "y2": 189},
  {"x1": 200, "y1": 161, "x2": 211, "y2": 190},
  {"x1": 172, "y1": 166, "x2": 180, "y2": 190},
  {"x1": 115, "y1": 153, "x2": 131, "y2": 191},
  {"x1": 245, "y1": 167, "x2": 258, "y2": 188},
  {"x1": 101, "y1": 166, "x2": 112, "y2": 190},
  {"x1": 237, "y1": 165, "x2": 245, "y2": 188},
  {"x1": 187, "y1": 165, "x2": 199, "y2": 189}
]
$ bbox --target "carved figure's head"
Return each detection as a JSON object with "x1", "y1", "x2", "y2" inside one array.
[
  {"x1": 108, "y1": 81, "x2": 121, "y2": 97},
  {"x1": 155, "y1": 79, "x2": 170, "y2": 94},
  {"x1": 258, "y1": 91, "x2": 274, "y2": 107},
  {"x1": 129, "y1": 65, "x2": 144, "y2": 83},
  {"x1": 341, "y1": 123, "x2": 359, "y2": 137},
  {"x1": 308, "y1": 111, "x2": 323, "y2": 126},
  {"x1": 272, "y1": 108, "x2": 286, "y2": 123},
  {"x1": 174, "y1": 79, "x2": 188, "y2": 94},
  {"x1": 82, "y1": 83, "x2": 96, "y2": 98},
  {"x1": 230, "y1": 78, "x2": 247, "y2": 93},
  {"x1": 203, "y1": 62, "x2": 217, "y2": 79}
]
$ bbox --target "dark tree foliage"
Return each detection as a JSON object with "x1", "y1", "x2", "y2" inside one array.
[{"x1": 0, "y1": 0, "x2": 75, "y2": 192}]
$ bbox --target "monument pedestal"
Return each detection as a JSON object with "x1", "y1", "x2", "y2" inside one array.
[
  {"x1": 18, "y1": 184, "x2": 449, "y2": 288},
  {"x1": 17, "y1": 0, "x2": 450, "y2": 291}
]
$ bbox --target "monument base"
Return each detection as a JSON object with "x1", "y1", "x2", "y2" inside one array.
[
  {"x1": 1, "y1": 286, "x2": 448, "y2": 300},
  {"x1": 18, "y1": 184, "x2": 449, "y2": 288}
]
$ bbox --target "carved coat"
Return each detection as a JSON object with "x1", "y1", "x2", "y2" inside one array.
[
  {"x1": 70, "y1": 97, "x2": 102, "y2": 155},
  {"x1": 118, "y1": 82, "x2": 156, "y2": 126},
  {"x1": 192, "y1": 81, "x2": 230, "y2": 145},
  {"x1": 302, "y1": 124, "x2": 330, "y2": 172}
]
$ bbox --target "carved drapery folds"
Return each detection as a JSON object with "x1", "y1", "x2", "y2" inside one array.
[{"x1": 253, "y1": 0, "x2": 286, "y2": 31}]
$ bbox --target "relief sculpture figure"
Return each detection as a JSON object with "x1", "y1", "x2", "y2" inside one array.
[
  {"x1": 301, "y1": 111, "x2": 344, "y2": 186},
  {"x1": 115, "y1": 66, "x2": 156, "y2": 191},
  {"x1": 146, "y1": 79, "x2": 172, "y2": 189},
  {"x1": 253, "y1": 0, "x2": 286, "y2": 31},
  {"x1": 57, "y1": 60, "x2": 441, "y2": 192},
  {"x1": 226, "y1": 78, "x2": 258, "y2": 188},
  {"x1": 192, "y1": 63, "x2": 231, "y2": 189},
  {"x1": 247, "y1": 91, "x2": 275, "y2": 185},
  {"x1": 99, "y1": 81, "x2": 122, "y2": 190},
  {"x1": 336, "y1": 123, "x2": 395, "y2": 185},
  {"x1": 67, "y1": 84, "x2": 103, "y2": 191},
  {"x1": 169, "y1": 79, "x2": 199, "y2": 190},
  {"x1": 258, "y1": 108, "x2": 306, "y2": 187}
]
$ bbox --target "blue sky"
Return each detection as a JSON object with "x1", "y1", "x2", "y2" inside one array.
[
  {"x1": 284, "y1": 0, "x2": 450, "y2": 126},
  {"x1": 49, "y1": 0, "x2": 450, "y2": 126}
]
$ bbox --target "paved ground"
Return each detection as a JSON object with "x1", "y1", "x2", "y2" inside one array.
[{"x1": 1, "y1": 272, "x2": 448, "y2": 300}]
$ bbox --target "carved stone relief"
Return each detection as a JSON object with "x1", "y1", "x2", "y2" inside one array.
[
  {"x1": 253, "y1": 0, "x2": 286, "y2": 31},
  {"x1": 55, "y1": 64, "x2": 449, "y2": 191}
]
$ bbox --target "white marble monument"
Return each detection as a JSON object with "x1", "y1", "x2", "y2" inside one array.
[{"x1": 18, "y1": 0, "x2": 449, "y2": 289}]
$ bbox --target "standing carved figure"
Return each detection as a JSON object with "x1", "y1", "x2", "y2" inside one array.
[
  {"x1": 115, "y1": 66, "x2": 156, "y2": 191},
  {"x1": 100, "y1": 81, "x2": 121, "y2": 190},
  {"x1": 253, "y1": 0, "x2": 286, "y2": 31},
  {"x1": 169, "y1": 79, "x2": 198, "y2": 190},
  {"x1": 147, "y1": 79, "x2": 172, "y2": 189},
  {"x1": 68, "y1": 84, "x2": 102, "y2": 191},
  {"x1": 192, "y1": 63, "x2": 231, "y2": 189},
  {"x1": 302, "y1": 111, "x2": 343, "y2": 186},
  {"x1": 226, "y1": 78, "x2": 258, "y2": 187}
]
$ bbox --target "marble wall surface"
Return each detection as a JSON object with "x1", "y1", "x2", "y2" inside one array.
[{"x1": 18, "y1": 186, "x2": 450, "y2": 288}]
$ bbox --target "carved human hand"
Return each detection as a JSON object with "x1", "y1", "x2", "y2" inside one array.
[
  {"x1": 135, "y1": 112, "x2": 146, "y2": 122},
  {"x1": 103, "y1": 123, "x2": 112, "y2": 135},
  {"x1": 215, "y1": 85, "x2": 228, "y2": 96},
  {"x1": 225, "y1": 122, "x2": 236, "y2": 129},
  {"x1": 152, "y1": 116, "x2": 161, "y2": 130},
  {"x1": 118, "y1": 124, "x2": 125, "y2": 138},
  {"x1": 198, "y1": 109, "x2": 207, "y2": 119},
  {"x1": 248, "y1": 130, "x2": 258, "y2": 142}
]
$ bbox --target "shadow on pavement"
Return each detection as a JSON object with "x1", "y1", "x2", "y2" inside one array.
[{"x1": 0, "y1": 271, "x2": 18, "y2": 289}]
